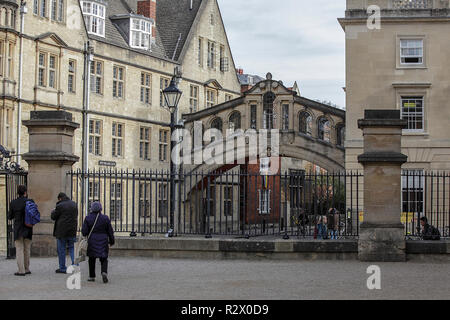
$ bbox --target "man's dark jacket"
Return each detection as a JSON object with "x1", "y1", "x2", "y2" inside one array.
[
  {"x1": 8, "y1": 196, "x2": 33, "y2": 241},
  {"x1": 51, "y1": 197, "x2": 78, "y2": 239}
]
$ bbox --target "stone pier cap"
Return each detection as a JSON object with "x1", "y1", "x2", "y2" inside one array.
[
  {"x1": 357, "y1": 110, "x2": 408, "y2": 165},
  {"x1": 22, "y1": 111, "x2": 80, "y2": 164}
]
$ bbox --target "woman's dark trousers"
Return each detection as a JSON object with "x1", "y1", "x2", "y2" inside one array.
[{"x1": 88, "y1": 257, "x2": 108, "y2": 278}]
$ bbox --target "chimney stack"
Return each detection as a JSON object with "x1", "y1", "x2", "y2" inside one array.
[{"x1": 137, "y1": 0, "x2": 157, "y2": 37}]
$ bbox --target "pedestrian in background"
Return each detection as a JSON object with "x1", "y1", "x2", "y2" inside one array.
[
  {"x1": 316, "y1": 215, "x2": 328, "y2": 240},
  {"x1": 82, "y1": 202, "x2": 115, "y2": 283},
  {"x1": 327, "y1": 208, "x2": 340, "y2": 240},
  {"x1": 8, "y1": 185, "x2": 33, "y2": 276},
  {"x1": 51, "y1": 192, "x2": 78, "y2": 274}
]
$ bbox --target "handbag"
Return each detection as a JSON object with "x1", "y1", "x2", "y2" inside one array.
[{"x1": 75, "y1": 213, "x2": 100, "y2": 264}]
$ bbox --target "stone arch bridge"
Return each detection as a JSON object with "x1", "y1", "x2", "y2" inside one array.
[{"x1": 182, "y1": 74, "x2": 346, "y2": 173}]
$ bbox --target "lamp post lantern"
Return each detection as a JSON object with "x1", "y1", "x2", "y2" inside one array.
[{"x1": 163, "y1": 76, "x2": 182, "y2": 237}]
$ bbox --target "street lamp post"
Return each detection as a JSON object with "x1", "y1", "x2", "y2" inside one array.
[{"x1": 163, "y1": 76, "x2": 182, "y2": 238}]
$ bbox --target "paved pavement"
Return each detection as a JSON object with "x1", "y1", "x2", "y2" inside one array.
[{"x1": 0, "y1": 256, "x2": 449, "y2": 300}]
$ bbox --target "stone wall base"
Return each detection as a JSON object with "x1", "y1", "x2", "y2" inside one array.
[
  {"x1": 358, "y1": 225, "x2": 406, "y2": 262},
  {"x1": 31, "y1": 235, "x2": 57, "y2": 257}
]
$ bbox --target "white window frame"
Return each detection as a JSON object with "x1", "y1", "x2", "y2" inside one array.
[
  {"x1": 130, "y1": 18, "x2": 152, "y2": 50},
  {"x1": 81, "y1": 1, "x2": 106, "y2": 37},
  {"x1": 401, "y1": 96, "x2": 425, "y2": 133},
  {"x1": 400, "y1": 39, "x2": 423, "y2": 65}
]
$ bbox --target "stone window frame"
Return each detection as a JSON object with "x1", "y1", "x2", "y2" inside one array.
[
  {"x1": 88, "y1": 180, "x2": 101, "y2": 205},
  {"x1": 223, "y1": 186, "x2": 233, "y2": 217},
  {"x1": 50, "y1": 0, "x2": 65, "y2": 23},
  {"x1": 112, "y1": 65, "x2": 125, "y2": 99},
  {"x1": 68, "y1": 59, "x2": 76, "y2": 93},
  {"x1": 205, "y1": 87, "x2": 217, "y2": 108},
  {"x1": 219, "y1": 45, "x2": 229, "y2": 72},
  {"x1": 90, "y1": 59, "x2": 103, "y2": 95},
  {"x1": 0, "y1": 107, "x2": 13, "y2": 148},
  {"x1": 250, "y1": 103, "x2": 257, "y2": 130},
  {"x1": 190, "y1": 84, "x2": 199, "y2": 112},
  {"x1": 159, "y1": 76, "x2": 170, "y2": 107},
  {"x1": 34, "y1": 0, "x2": 47, "y2": 18},
  {"x1": 158, "y1": 182, "x2": 168, "y2": 218},
  {"x1": 139, "y1": 182, "x2": 151, "y2": 218},
  {"x1": 6, "y1": 41, "x2": 13, "y2": 78},
  {"x1": 198, "y1": 37, "x2": 203, "y2": 67},
  {"x1": 110, "y1": 182, "x2": 123, "y2": 221},
  {"x1": 396, "y1": 34, "x2": 427, "y2": 69},
  {"x1": 88, "y1": 118, "x2": 102, "y2": 156},
  {"x1": 112, "y1": 122, "x2": 125, "y2": 158},
  {"x1": 317, "y1": 116, "x2": 332, "y2": 143},
  {"x1": 139, "y1": 126, "x2": 151, "y2": 161},
  {"x1": 0, "y1": 40, "x2": 4, "y2": 77},
  {"x1": 299, "y1": 110, "x2": 313, "y2": 136},
  {"x1": 158, "y1": 129, "x2": 169, "y2": 162},
  {"x1": 207, "y1": 40, "x2": 216, "y2": 70},
  {"x1": 140, "y1": 72, "x2": 152, "y2": 105},
  {"x1": 282, "y1": 103, "x2": 290, "y2": 131},
  {"x1": 37, "y1": 50, "x2": 58, "y2": 89}
]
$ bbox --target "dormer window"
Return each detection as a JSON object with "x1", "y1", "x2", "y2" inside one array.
[
  {"x1": 81, "y1": 1, "x2": 105, "y2": 37},
  {"x1": 130, "y1": 18, "x2": 152, "y2": 50}
]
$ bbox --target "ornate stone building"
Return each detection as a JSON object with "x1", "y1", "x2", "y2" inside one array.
[
  {"x1": 0, "y1": 0, "x2": 241, "y2": 172},
  {"x1": 0, "y1": 0, "x2": 240, "y2": 252}
]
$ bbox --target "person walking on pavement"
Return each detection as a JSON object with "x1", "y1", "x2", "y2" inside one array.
[
  {"x1": 8, "y1": 185, "x2": 33, "y2": 276},
  {"x1": 51, "y1": 192, "x2": 78, "y2": 274},
  {"x1": 82, "y1": 202, "x2": 115, "y2": 283},
  {"x1": 327, "y1": 208, "x2": 340, "y2": 240}
]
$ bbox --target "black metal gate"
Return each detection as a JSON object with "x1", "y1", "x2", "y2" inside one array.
[
  {"x1": 1, "y1": 145, "x2": 27, "y2": 259},
  {"x1": 3, "y1": 172, "x2": 28, "y2": 259}
]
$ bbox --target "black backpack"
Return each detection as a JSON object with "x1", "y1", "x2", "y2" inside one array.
[{"x1": 430, "y1": 226, "x2": 441, "y2": 241}]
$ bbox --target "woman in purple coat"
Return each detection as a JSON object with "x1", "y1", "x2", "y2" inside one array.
[{"x1": 82, "y1": 202, "x2": 115, "y2": 283}]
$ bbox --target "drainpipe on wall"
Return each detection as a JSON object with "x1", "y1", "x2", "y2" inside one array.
[
  {"x1": 82, "y1": 42, "x2": 93, "y2": 217},
  {"x1": 16, "y1": 1, "x2": 27, "y2": 164}
]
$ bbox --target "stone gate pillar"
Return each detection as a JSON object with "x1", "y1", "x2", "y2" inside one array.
[
  {"x1": 23, "y1": 111, "x2": 79, "y2": 256},
  {"x1": 357, "y1": 110, "x2": 407, "y2": 262}
]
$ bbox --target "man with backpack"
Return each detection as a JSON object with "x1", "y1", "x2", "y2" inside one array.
[
  {"x1": 419, "y1": 216, "x2": 441, "y2": 241},
  {"x1": 51, "y1": 193, "x2": 78, "y2": 274},
  {"x1": 8, "y1": 185, "x2": 35, "y2": 276}
]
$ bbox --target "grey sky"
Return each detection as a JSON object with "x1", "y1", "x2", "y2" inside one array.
[{"x1": 218, "y1": 0, "x2": 346, "y2": 109}]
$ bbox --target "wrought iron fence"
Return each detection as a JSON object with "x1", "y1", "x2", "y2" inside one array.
[
  {"x1": 67, "y1": 169, "x2": 363, "y2": 239},
  {"x1": 402, "y1": 171, "x2": 450, "y2": 239}
]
